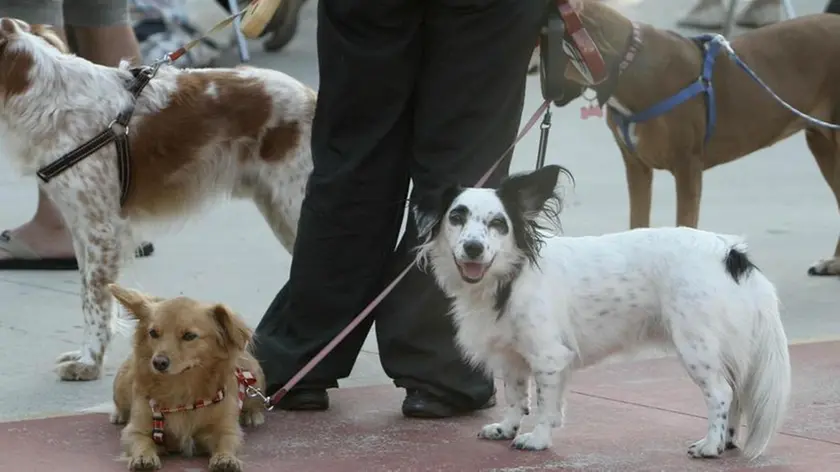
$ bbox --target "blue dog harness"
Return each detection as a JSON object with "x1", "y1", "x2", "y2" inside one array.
[
  {"x1": 609, "y1": 34, "x2": 724, "y2": 153},
  {"x1": 599, "y1": 23, "x2": 840, "y2": 154}
]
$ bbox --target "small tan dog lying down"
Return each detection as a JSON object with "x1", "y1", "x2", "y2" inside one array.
[
  {"x1": 0, "y1": 18, "x2": 313, "y2": 382},
  {"x1": 545, "y1": 1, "x2": 840, "y2": 276},
  {"x1": 109, "y1": 284, "x2": 266, "y2": 472}
]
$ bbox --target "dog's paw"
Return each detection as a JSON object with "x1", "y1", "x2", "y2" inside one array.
[
  {"x1": 687, "y1": 438, "x2": 724, "y2": 459},
  {"x1": 209, "y1": 453, "x2": 242, "y2": 472},
  {"x1": 56, "y1": 350, "x2": 83, "y2": 363},
  {"x1": 109, "y1": 409, "x2": 128, "y2": 425},
  {"x1": 240, "y1": 409, "x2": 265, "y2": 427},
  {"x1": 511, "y1": 432, "x2": 551, "y2": 451},
  {"x1": 55, "y1": 350, "x2": 101, "y2": 381},
  {"x1": 807, "y1": 257, "x2": 840, "y2": 276},
  {"x1": 128, "y1": 454, "x2": 161, "y2": 471},
  {"x1": 55, "y1": 353, "x2": 102, "y2": 381},
  {"x1": 478, "y1": 422, "x2": 518, "y2": 441}
]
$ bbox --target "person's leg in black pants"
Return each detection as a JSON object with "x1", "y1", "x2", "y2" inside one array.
[
  {"x1": 253, "y1": 0, "x2": 425, "y2": 409},
  {"x1": 374, "y1": 0, "x2": 544, "y2": 416},
  {"x1": 827, "y1": 0, "x2": 840, "y2": 14},
  {"x1": 253, "y1": 0, "x2": 542, "y2": 415}
]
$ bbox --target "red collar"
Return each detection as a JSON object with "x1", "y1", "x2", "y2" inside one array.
[{"x1": 149, "y1": 368, "x2": 257, "y2": 445}]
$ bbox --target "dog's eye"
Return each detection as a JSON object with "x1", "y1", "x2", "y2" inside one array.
[
  {"x1": 448, "y1": 210, "x2": 466, "y2": 226},
  {"x1": 182, "y1": 332, "x2": 198, "y2": 341},
  {"x1": 149, "y1": 328, "x2": 160, "y2": 339},
  {"x1": 489, "y1": 217, "x2": 508, "y2": 233}
]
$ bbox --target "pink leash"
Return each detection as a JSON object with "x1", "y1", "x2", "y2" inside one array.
[{"x1": 265, "y1": 100, "x2": 552, "y2": 408}]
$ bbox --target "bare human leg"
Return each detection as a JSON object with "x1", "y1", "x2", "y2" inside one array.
[{"x1": 0, "y1": 20, "x2": 153, "y2": 269}]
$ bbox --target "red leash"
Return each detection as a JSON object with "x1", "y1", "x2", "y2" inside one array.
[{"x1": 263, "y1": 99, "x2": 552, "y2": 409}]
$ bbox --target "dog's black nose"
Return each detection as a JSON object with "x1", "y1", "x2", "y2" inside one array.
[
  {"x1": 463, "y1": 240, "x2": 484, "y2": 259},
  {"x1": 152, "y1": 356, "x2": 170, "y2": 372}
]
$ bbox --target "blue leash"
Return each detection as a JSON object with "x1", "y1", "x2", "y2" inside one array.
[
  {"x1": 719, "y1": 34, "x2": 840, "y2": 131},
  {"x1": 609, "y1": 33, "x2": 840, "y2": 153}
]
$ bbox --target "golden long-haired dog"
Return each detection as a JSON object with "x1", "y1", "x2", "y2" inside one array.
[{"x1": 108, "y1": 284, "x2": 266, "y2": 472}]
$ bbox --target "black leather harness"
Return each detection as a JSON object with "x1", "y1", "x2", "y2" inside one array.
[{"x1": 35, "y1": 66, "x2": 154, "y2": 206}]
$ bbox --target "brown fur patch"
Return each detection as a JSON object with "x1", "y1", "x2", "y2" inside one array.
[
  {"x1": 0, "y1": 18, "x2": 34, "y2": 98},
  {"x1": 578, "y1": 2, "x2": 626, "y2": 57},
  {"x1": 259, "y1": 121, "x2": 301, "y2": 161},
  {"x1": 124, "y1": 71, "x2": 276, "y2": 216}
]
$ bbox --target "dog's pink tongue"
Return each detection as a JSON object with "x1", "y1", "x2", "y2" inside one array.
[{"x1": 460, "y1": 262, "x2": 485, "y2": 279}]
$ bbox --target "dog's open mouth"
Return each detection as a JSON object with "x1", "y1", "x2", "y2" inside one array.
[{"x1": 456, "y1": 260, "x2": 490, "y2": 283}]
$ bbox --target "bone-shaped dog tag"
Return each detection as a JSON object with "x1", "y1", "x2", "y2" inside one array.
[{"x1": 580, "y1": 103, "x2": 603, "y2": 120}]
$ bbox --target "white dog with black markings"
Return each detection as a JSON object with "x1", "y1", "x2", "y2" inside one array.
[{"x1": 414, "y1": 165, "x2": 791, "y2": 460}]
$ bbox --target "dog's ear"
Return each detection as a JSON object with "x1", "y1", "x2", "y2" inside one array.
[
  {"x1": 497, "y1": 165, "x2": 563, "y2": 217},
  {"x1": 211, "y1": 304, "x2": 252, "y2": 352},
  {"x1": 412, "y1": 185, "x2": 463, "y2": 242},
  {"x1": 108, "y1": 284, "x2": 153, "y2": 320},
  {"x1": 0, "y1": 18, "x2": 27, "y2": 37}
]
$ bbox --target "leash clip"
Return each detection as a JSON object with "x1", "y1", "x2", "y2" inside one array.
[
  {"x1": 711, "y1": 34, "x2": 735, "y2": 55},
  {"x1": 148, "y1": 55, "x2": 171, "y2": 78},
  {"x1": 245, "y1": 385, "x2": 276, "y2": 411}
]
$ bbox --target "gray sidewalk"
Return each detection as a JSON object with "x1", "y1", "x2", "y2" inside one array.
[{"x1": 1, "y1": 0, "x2": 838, "y2": 422}]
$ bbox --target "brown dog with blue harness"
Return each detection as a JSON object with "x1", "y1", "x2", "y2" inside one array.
[{"x1": 540, "y1": 0, "x2": 840, "y2": 276}]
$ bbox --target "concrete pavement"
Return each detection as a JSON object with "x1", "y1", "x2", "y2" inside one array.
[
  {"x1": 3, "y1": 341, "x2": 840, "y2": 471},
  {"x1": 0, "y1": 0, "x2": 838, "y2": 469}
]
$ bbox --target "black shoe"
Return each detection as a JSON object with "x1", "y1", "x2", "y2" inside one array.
[
  {"x1": 276, "y1": 388, "x2": 329, "y2": 411},
  {"x1": 401, "y1": 389, "x2": 496, "y2": 419}
]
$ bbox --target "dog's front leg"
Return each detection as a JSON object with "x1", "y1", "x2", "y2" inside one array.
[
  {"x1": 512, "y1": 347, "x2": 574, "y2": 451},
  {"x1": 122, "y1": 399, "x2": 162, "y2": 471},
  {"x1": 478, "y1": 355, "x2": 531, "y2": 441},
  {"x1": 56, "y1": 224, "x2": 121, "y2": 381},
  {"x1": 201, "y1": 427, "x2": 244, "y2": 472}
]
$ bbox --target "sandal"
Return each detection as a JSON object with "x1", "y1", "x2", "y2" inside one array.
[{"x1": 0, "y1": 230, "x2": 154, "y2": 271}]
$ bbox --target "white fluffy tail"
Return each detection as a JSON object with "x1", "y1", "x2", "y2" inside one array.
[{"x1": 739, "y1": 273, "x2": 791, "y2": 460}]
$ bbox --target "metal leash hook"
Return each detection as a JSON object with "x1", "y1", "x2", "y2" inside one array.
[
  {"x1": 246, "y1": 384, "x2": 276, "y2": 411},
  {"x1": 534, "y1": 106, "x2": 552, "y2": 170}
]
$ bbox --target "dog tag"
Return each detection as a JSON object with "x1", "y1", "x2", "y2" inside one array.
[{"x1": 580, "y1": 103, "x2": 603, "y2": 120}]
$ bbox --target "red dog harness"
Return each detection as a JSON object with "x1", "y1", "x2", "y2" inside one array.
[{"x1": 149, "y1": 368, "x2": 257, "y2": 445}]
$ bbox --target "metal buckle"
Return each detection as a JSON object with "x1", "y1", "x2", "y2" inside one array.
[
  {"x1": 108, "y1": 120, "x2": 129, "y2": 136},
  {"x1": 245, "y1": 385, "x2": 275, "y2": 411}
]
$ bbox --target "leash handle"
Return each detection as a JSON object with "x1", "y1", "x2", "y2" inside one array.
[{"x1": 267, "y1": 100, "x2": 552, "y2": 408}]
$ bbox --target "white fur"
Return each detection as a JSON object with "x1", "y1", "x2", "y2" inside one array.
[
  {"x1": 421, "y1": 178, "x2": 791, "y2": 460},
  {"x1": 606, "y1": 96, "x2": 640, "y2": 147},
  {"x1": 0, "y1": 21, "x2": 313, "y2": 381}
]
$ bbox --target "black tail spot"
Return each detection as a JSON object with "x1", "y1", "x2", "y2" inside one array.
[{"x1": 724, "y1": 248, "x2": 757, "y2": 284}]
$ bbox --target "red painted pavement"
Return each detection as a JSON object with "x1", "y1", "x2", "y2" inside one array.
[{"x1": 1, "y1": 341, "x2": 839, "y2": 471}]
